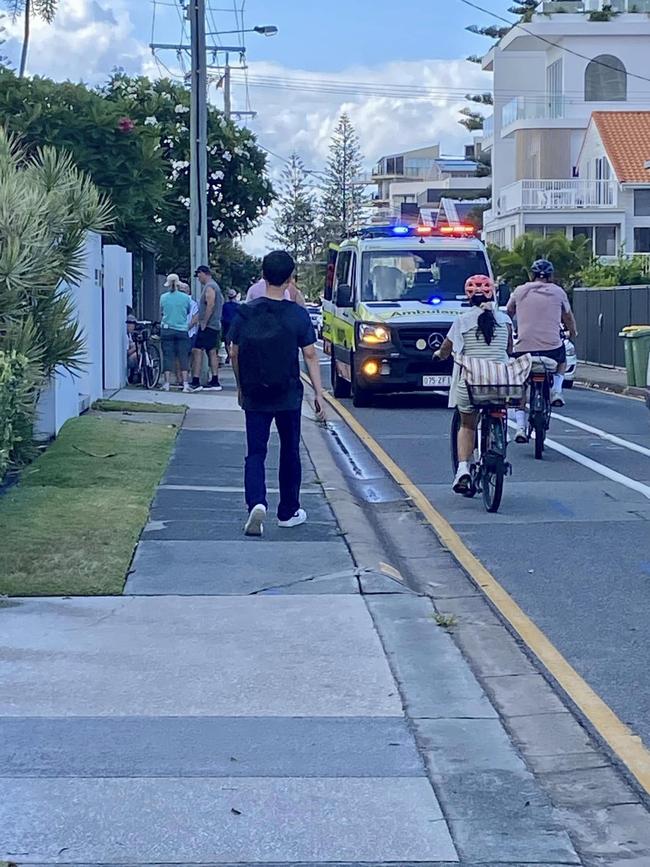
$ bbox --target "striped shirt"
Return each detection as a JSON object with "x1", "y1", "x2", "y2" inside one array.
[{"x1": 460, "y1": 321, "x2": 510, "y2": 361}]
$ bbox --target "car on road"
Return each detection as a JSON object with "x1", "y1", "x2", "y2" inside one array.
[
  {"x1": 322, "y1": 223, "x2": 494, "y2": 407},
  {"x1": 564, "y1": 333, "x2": 577, "y2": 388},
  {"x1": 646, "y1": 350, "x2": 650, "y2": 414},
  {"x1": 306, "y1": 302, "x2": 323, "y2": 338}
]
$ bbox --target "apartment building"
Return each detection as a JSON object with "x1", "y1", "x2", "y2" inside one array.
[
  {"x1": 482, "y1": 0, "x2": 650, "y2": 254},
  {"x1": 361, "y1": 143, "x2": 491, "y2": 224}
]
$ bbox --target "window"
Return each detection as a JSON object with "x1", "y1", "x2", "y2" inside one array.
[
  {"x1": 524, "y1": 225, "x2": 567, "y2": 238},
  {"x1": 573, "y1": 226, "x2": 594, "y2": 245},
  {"x1": 546, "y1": 59, "x2": 563, "y2": 118},
  {"x1": 634, "y1": 228, "x2": 650, "y2": 253},
  {"x1": 334, "y1": 251, "x2": 352, "y2": 289},
  {"x1": 585, "y1": 55, "x2": 627, "y2": 102},
  {"x1": 361, "y1": 249, "x2": 489, "y2": 302},
  {"x1": 634, "y1": 190, "x2": 650, "y2": 217},
  {"x1": 595, "y1": 226, "x2": 617, "y2": 256}
]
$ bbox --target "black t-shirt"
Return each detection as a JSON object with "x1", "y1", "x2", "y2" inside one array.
[{"x1": 230, "y1": 298, "x2": 316, "y2": 412}]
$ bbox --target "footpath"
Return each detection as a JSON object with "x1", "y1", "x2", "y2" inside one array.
[
  {"x1": 2, "y1": 369, "x2": 650, "y2": 865},
  {"x1": 576, "y1": 361, "x2": 647, "y2": 398}
]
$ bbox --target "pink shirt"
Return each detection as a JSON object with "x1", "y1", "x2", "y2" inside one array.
[
  {"x1": 246, "y1": 279, "x2": 291, "y2": 302},
  {"x1": 507, "y1": 281, "x2": 570, "y2": 352}
]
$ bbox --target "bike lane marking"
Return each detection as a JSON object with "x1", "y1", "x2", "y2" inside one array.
[
  {"x1": 305, "y1": 380, "x2": 650, "y2": 795},
  {"x1": 552, "y1": 412, "x2": 650, "y2": 459},
  {"x1": 506, "y1": 421, "x2": 650, "y2": 501}
]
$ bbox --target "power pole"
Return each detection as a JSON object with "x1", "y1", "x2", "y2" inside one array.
[
  {"x1": 223, "y1": 54, "x2": 231, "y2": 121},
  {"x1": 189, "y1": 0, "x2": 208, "y2": 290}
]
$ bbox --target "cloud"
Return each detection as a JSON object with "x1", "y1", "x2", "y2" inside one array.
[
  {"x1": 239, "y1": 59, "x2": 491, "y2": 255},
  {"x1": 2, "y1": 0, "x2": 149, "y2": 82},
  {"x1": 0, "y1": 2, "x2": 492, "y2": 259}
]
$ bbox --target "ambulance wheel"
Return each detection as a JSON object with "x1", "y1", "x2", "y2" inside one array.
[{"x1": 331, "y1": 356, "x2": 351, "y2": 399}]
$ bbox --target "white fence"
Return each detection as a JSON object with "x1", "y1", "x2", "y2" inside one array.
[{"x1": 34, "y1": 233, "x2": 133, "y2": 440}]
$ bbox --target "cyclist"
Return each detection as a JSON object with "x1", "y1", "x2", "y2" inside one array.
[
  {"x1": 434, "y1": 275, "x2": 513, "y2": 494},
  {"x1": 507, "y1": 259, "x2": 577, "y2": 438}
]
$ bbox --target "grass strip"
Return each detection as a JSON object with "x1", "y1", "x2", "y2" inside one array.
[
  {"x1": 92, "y1": 399, "x2": 186, "y2": 414},
  {"x1": 0, "y1": 414, "x2": 176, "y2": 596}
]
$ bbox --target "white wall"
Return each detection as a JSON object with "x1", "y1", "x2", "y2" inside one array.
[
  {"x1": 103, "y1": 245, "x2": 133, "y2": 391},
  {"x1": 34, "y1": 233, "x2": 134, "y2": 439},
  {"x1": 72, "y1": 233, "x2": 104, "y2": 405}
]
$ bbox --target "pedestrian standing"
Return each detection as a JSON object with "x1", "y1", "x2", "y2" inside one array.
[
  {"x1": 179, "y1": 280, "x2": 199, "y2": 379},
  {"x1": 230, "y1": 250, "x2": 326, "y2": 537},
  {"x1": 246, "y1": 275, "x2": 307, "y2": 307},
  {"x1": 221, "y1": 288, "x2": 240, "y2": 365},
  {"x1": 159, "y1": 274, "x2": 192, "y2": 393},
  {"x1": 191, "y1": 264, "x2": 223, "y2": 392}
]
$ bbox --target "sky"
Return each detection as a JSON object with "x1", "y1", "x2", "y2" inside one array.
[{"x1": 1, "y1": 0, "x2": 514, "y2": 254}]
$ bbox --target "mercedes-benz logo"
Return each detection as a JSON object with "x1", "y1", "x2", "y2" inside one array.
[{"x1": 428, "y1": 332, "x2": 444, "y2": 351}]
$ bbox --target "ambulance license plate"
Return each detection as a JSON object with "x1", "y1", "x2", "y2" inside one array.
[{"x1": 422, "y1": 375, "x2": 451, "y2": 387}]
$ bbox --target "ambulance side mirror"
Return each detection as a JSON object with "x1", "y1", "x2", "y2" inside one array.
[{"x1": 334, "y1": 283, "x2": 353, "y2": 308}]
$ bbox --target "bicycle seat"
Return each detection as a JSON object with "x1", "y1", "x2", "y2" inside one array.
[{"x1": 530, "y1": 355, "x2": 558, "y2": 374}]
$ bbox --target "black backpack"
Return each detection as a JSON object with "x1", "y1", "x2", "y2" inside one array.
[{"x1": 237, "y1": 302, "x2": 295, "y2": 400}]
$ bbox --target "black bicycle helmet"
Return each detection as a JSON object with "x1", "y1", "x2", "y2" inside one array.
[{"x1": 530, "y1": 258, "x2": 554, "y2": 279}]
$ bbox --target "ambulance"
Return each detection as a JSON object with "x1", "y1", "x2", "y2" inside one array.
[{"x1": 322, "y1": 224, "x2": 497, "y2": 407}]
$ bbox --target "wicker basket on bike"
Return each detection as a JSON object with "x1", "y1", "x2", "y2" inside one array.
[{"x1": 457, "y1": 354, "x2": 532, "y2": 407}]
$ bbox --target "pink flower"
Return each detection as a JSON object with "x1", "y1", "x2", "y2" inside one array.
[{"x1": 118, "y1": 117, "x2": 135, "y2": 133}]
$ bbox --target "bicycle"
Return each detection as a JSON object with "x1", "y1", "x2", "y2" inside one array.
[
  {"x1": 130, "y1": 320, "x2": 162, "y2": 390},
  {"x1": 525, "y1": 355, "x2": 557, "y2": 460},
  {"x1": 450, "y1": 403, "x2": 511, "y2": 513}
]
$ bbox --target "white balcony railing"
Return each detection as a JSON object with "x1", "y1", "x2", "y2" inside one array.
[
  {"x1": 542, "y1": 0, "x2": 650, "y2": 11},
  {"x1": 502, "y1": 96, "x2": 566, "y2": 129},
  {"x1": 497, "y1": 179, "x2": 618, "y2": 214},
  {"x1": 482, "y1": 114, "x2": 494, "y2": 141}
]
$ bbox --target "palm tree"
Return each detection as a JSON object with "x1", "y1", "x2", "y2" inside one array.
[{"x1": 4, "y1": 0, "x2": 58, "y2": 77}]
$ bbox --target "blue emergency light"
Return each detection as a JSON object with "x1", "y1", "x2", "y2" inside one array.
[
  {"x1": 428, "y1": 296, "x2": 443, "y2": 305},
  {"x1": 392, "y1": 225, "x2": 409, "y2": 235}
]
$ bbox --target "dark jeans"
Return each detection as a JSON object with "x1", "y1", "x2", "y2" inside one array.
[{"x1": 245, "y1": 409, "x2": 301, "y2": 521}]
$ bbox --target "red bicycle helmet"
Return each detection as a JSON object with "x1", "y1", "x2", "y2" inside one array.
[{"x1": 465, "y1": 274, "x2": 495, "y2": 299}]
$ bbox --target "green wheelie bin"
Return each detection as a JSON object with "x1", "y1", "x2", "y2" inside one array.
[{"x1": 619, "y1": 326, "x2": 650, "y2": 387}]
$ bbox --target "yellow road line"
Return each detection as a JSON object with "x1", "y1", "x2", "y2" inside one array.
[{"x1": 305, "y1": 377, "x2": 650, "y2": 794}]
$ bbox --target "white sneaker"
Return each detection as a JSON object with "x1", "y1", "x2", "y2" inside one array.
[
  {"x1": 278, "y1": 508, "x2": 307, "y2": 528},
  {"x1": 244, "y1": 504, "x2": 266, "y2": 537},
  {"x1": 161, "y1": 382, "x2": 170, "y2": 392},
  {"x1": 182, "y1": 382, "x2": 191, "y2": 394},
  {"x1": 452, "y1": 464, "x2": 471, "y2": 495},
  {"x1": 551, "y1": 391, "x2": 565, "y2": 408},
  {"x1": 515, "y1": 428, "x2": 527, "y2": 444}
]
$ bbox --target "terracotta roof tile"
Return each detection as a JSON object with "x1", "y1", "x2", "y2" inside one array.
[{"x1": 593, "y1": 111, "x2": 650, "y2": 184}]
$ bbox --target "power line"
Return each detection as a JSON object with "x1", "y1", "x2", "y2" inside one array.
[{"x1": 459, "y1": 0, "x2": 650, "y2": 86}]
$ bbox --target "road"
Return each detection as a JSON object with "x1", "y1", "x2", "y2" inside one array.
[{"x1": 319, "y1": 349, "x2": 650, "y2": 751}]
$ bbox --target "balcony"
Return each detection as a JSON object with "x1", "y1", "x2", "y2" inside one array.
[
  {"x1": 482, "y1": 114, "x2": 494, "y2": 145},
  {"x1": 502, "y1": 96, "x2": 567, "y2": 132},
  {"x1": 496, "y1": 179, "x2": 618, "y2": 215},
  {"x1": 541, "y1": 0, "x2": 650, "y2": 11}
]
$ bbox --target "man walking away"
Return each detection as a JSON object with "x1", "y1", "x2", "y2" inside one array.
[
  {"x1": 221, "y1": 288, "x2": 240, "y2": 365},
  {"x1": 191, "y1": 264, "x2": 223, "y2": 392},
  {"x1": 230, "y1": 250, "x2": 326, "y2": 537}
]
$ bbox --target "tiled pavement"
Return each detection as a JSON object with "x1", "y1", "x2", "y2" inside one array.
[{"x1": 0, "y1": 387, "x2": 585, "y2": 865}]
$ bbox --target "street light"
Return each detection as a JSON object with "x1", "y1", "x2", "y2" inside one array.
[{"x1": 206, "y1": 25, "x2": 278, "y2": 37}]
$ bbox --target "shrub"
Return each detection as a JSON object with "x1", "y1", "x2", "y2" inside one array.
[{"x1": 0, "y1": 350, "x2": 38, "y2": 481}]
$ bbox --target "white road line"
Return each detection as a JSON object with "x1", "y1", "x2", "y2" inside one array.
[
  {"x1": 507, "y1": 422, "x2": 650, "y2": 501},
  {"x1": 552, "y1": 412, "x2": 650, "y2": 459}
]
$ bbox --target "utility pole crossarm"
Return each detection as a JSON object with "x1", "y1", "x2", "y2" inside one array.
[{"x1": 150, "y1": 43, "x2": 246, "y2": 53}]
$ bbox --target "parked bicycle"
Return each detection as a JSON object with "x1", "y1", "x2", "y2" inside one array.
[
  {"x1": 525, "y1": 355, "x2": 557, "y2": 460},
  {"x1": 130, "y1": 320, "x2": 162, "y2": 390}
]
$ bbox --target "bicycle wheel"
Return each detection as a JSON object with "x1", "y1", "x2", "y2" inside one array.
[
  {"x1": 143, "y1": 343, "x2": 161, "y2": 390},
  {"x1": 481, "y1": 415, "x2": 505, "y2": 513},
  {"x1": 533, "y1": 413, "x2": 545, "y2": 460}
]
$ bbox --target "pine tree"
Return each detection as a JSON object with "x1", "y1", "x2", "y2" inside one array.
[
  {"x1": 459, "y1": 107, "x2": 486, "y2": 132},
  {"x1": 320, "y1": 113, "x2": 367, "y2": 240},
  {"x1": 269, "y1": 152, "x2": 319, "y2": 263},
  {"x1": 466, "y1": 92, "x2": 494, "y2": 106}
]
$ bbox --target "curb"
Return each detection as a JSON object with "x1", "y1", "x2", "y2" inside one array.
[{"x1": 576, "y1": 378, "x2": 646, "y2": 399}]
